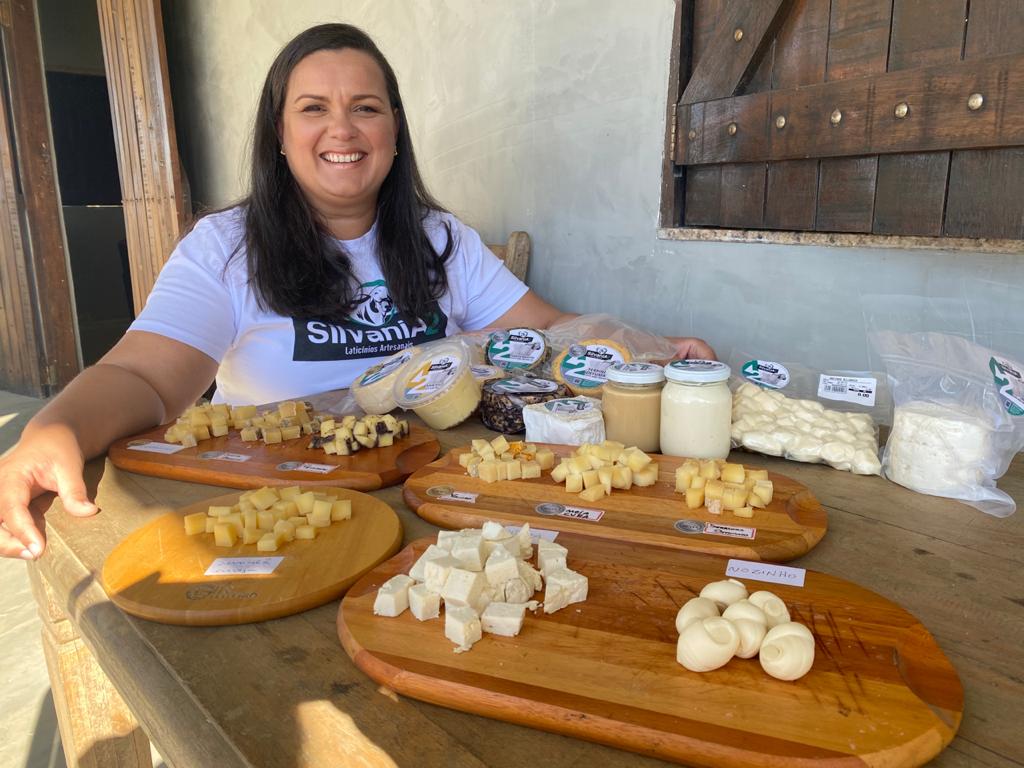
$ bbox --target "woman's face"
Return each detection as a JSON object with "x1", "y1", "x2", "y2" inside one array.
[{"x1": 280, "y1": 48, "x2": 399, "y2": 226}]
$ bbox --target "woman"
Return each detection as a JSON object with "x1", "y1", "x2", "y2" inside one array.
[{"x1": 0, "y1": 24, "x2": 713, "y2": 560}]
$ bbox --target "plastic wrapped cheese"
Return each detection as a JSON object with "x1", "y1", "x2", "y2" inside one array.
[
  {"x1": 731, "y1": 383, "x2": 880, "y2": 474},
  {"x1": 351, "y1": 348, "x2": 417, "y2": 414},
  {"x1": 393, "y1": 342, "x2": 482, "y2": 430},
  {"x1": 479, "y1": 376, "x2": 571, "y2": 434},
  {"x1": 551, "y1": 339, "x2": 630, "y2": 397},
  {"x1": 523, "y1": 397, "x2": 605, "y2": 446},
  {"x1": 485, "y1": 327, "x2": 549, "y2": 371}
]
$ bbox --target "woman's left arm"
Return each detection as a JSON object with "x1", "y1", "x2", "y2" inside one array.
[{"x1": 487, "y1": 290, "x2": 717, "y2": 361}]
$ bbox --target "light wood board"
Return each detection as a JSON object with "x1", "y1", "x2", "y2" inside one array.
[
  {"x1": 339, "y1": 535, "x2": 962, "y2": 768},
  {"x1": 404, "y1": 446, "x2": 827, "y2": 562},
  {"x1": 102, "y1": 487, "x2": 402, "y2": 626},
  {"x1": 108, "y1": 423, "x2": 440, "y2": 491}
]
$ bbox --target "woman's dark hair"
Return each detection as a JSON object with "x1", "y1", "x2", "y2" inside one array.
[{"x1": 244, "y1": 23, "x2": 452, "y2": 322}]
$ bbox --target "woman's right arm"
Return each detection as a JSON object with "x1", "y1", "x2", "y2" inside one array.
[{"x1": 0, "y1": 331, "x2": 218, "y2": 560}]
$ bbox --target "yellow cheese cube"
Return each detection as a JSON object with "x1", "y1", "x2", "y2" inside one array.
[
  {"x1": 312, "y1": 499, "x2": 333, "y2": 519},
  {"x1": 239, "y1": 426, "x2": 260, "y2": 442},
  {"x1": 241, "y1": 527, "x2": 262, "y2": 545},
  {"x1": 611, "y1": 465, "x2": 632, "y2": 490},
  {"x1": 377, "y1": 432, "x2": 394, "y2": 447},
  {"x1": 213, "y1": 522, "x2": 238, "y2": 547},
  {"x1": 747, "y1": 469, "x2": 769, "y2": 481},
  {"x1": 192, "y1": 426, "x2": 211, "y2": 442},
  {"x1": 183, "y1": 512, "x2": 207, "y2": 535},
  {"x1": 295, "y1": 491, "x2": 317, "y2": 516},
  {"x1": 256, "y1": 510, "x2": 275, "y2": 530},
  {"x1": 506, "y1": 460, "x2": 522, "y2": 480},
  {"x1": 294, "y1": 525, "x2": 316, "y2": 540},
  {"x1": 278, "y1": 401, "x2": 298, "y2": 418},
  {"x1": 582, "y1": 470, "x2": 600, "y2": 490},
  {"x1": 565, "y1": 473, "x2": 583, "y2": 493},
  {"x1": 720, "y1": 462, "x2": 746, "y2": 485},
  {"x1": 490, "y1": 435, "x2": 510, "y2": 454},
  {"x1": 458, "y1": 451, "x2": 476, "y2": 468},
  {"x1": 210, "y1": 423, "x2": 229, "y2": 437},
  {"x1": 597, "y1": 467, "x2": 614, "y2": 495},
  {"x1": 221, "y1": 512, "x2": 244, "y2": 536},
  {"x1": 689, "y1": 475, "x2": 707, "y2": 489},
  {"x1": 705, "y1": 480, "x2": 725, "y2": 501},
  {"x1": 535, "y1": 448, "x2": 555, "y2": 470},
  {"x1": 699, "y1": 460, "x2": 720, "y2": 480},
  {"x1": 278, "y1": 486, "x2": 302, "y2": 501},
  {"x1": 633, "y1": 464, "x2": 658, "y2": 487},
  {"x1": 273, "y1": 520, "x2": 296, "y2": 542},
  {"x1": 204, "y1": 517, "x2": 217, "y2": 534},
  {"x1": 478, "y1": 461, "x2": 500, "y2": 483},
  {"x1": 208, "y1": 505, "x2": 234, "y2": 517},
  {"x1": 550, "y1": 462, "x2": 569, "y2": 483},
  {"x1": 331, "y1": 499, "x2": 352, "y2": 521},
  {"x1": 286, "y1": 515, "x2": 307, "y2": 527},
  {"x1": 280, "y1": 425, "x2": 302, "y2": 441},
  {"x1": 722, "y1": 485, "x2": 749, "y2": 510},
  {"x1": 733, "y1": 506, "x2": 754, "y2": 518},
  {"x1": 320, "y1": 419, "x2": 336, "y2": 437},
  {"x1": 262, "y1": 428, "x2": 283, "y2": 444},
  {"x1": 242, "y1": 509, "x2": 259, "y2": 530},
  {"x1": 626, "y1": 449, "x2": 652, "y2": 473},
  {"x1": 249, "y1": 487, "x2": 280, "y2": 510},
  {"x1": 256, "y1": 533, "x2": 281, "y2": 552},
  {"x1": 521, "y1": 461, "x2": 542, "y2": 479},
  {"x1": 578, "y1": 484, "x2": 605, "y2": 502},
  {"x1": 495, "y1": 461, "x2": 509, "y2": 481},
  {"x1": 685, "y1": 487, "x2": 705, "y2": 509}
]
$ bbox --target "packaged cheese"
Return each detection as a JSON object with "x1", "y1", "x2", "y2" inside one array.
[
  {"x1": 522, "y1": 396, "x2": 605, "y2": 445},
  {"x1": 485, "y1": 327, "x2": 549, "y2": 371},
  {"x1": 471, "y1": 364, "x2": 506, "y2": 386},
  {"x1": 351, "y1": 348, "x2": 417, "y2": 414},
  {"x1": 393, "y1": 341, "x2": 482, "y2": 430},
  {"x1": 479, "y1": 376, "x2": 572, "y2": 434},
  {"x1": 551, "y1": 339, "x2": 631, "y2": 396}
]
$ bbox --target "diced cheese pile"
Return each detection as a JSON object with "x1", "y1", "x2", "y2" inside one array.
[
  {"x1": 673, "y1": 459, "x2": 773, "y2": 518},
  {"x1": 675, "y1": 578, "x2": 815, "y2": 681},
  {"x1": 182, "y1": 485, "x2": 352, "y2": 552},
  {"x1": 460, "y1": 435, "x2": 556, "y2": 482},
  {"x1": 549, "y1": 441, "x2": 659, "y2": 503},
  {"x1": 373, "y1": 522, "x2": 589, "y2": 653},
  {"x1": 311, "y1": 413, "x2": 410, "y2": 455},
  {"x1": 731, "y1": 383, "x2": 881, "y2": 475}
]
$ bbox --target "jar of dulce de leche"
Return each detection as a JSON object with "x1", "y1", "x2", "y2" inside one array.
[{"x1": 601, "y1": 362, "x2": 665, "y2": 453}]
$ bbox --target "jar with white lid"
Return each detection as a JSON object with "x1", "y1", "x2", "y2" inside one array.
[
  {"x1": 602, "y1": 362, "x2": 665, "y2": 452},
  {"x1": 660, "y1": 360, "x2": 732, "y2": 459}
]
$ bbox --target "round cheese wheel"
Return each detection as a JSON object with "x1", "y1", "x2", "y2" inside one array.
[{"x1": 551, "y1": 338, "x2": 631, "y2": 396}]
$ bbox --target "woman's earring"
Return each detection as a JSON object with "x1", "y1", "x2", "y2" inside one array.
[
  {"x1": 393, "y1": 148, "x2": 399, "y2": 157},
  {"x1": 280, "y1": 147, "x2": 286, "y2": 156}
]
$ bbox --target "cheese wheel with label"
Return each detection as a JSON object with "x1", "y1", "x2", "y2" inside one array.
[{"x1": 551, "y1": 339, "x2": 631, "y2": 396}]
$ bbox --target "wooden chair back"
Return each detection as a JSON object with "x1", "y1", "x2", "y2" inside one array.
[{"x1": 486, "y1": 231, "x2": 531, "y2": 283}]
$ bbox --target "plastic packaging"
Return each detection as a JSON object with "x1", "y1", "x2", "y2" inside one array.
[
  {"x1": 350, "y1": 348, "x2": 418, "y2": 414},
  {"x1": 523, "y1": 396, "x2": 605, "y2": 446},
  {"x1": 485, "y1": 327, "x2": 549, "y2": 371},
  {"x1": 479, "y1": 375, "x2": 571, "y2": 434},
  {"x1": 544, "y1": 314, "x2": 677, "y2": 366},
  {"x1": 393, "y1": 340, "x2": 482, "y2": 430}
]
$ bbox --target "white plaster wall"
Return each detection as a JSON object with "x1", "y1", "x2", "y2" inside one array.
[{"x1": 162, "y1": 0, "x2": 1024, "y2": 373}]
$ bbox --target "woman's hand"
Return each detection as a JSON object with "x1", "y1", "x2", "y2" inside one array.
[
  {"x1": 0, "y1": 423, "x2": 98, "y2": 559},
  {"x1": 669, "y1": 336, "x2": 717, "y2": 361}
]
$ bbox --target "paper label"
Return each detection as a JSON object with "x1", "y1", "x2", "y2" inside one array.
[
  {"x1": 204, "y1": 557, "x2": 283, "y2": 576},
  {"x1": 542, "y1": 397, "x2": 597, "y2": 415},
  {"x1": 275, "y1": 461, "x2": 336, "y2": 474},
  {"x1": 725, "y1": 558, "x2": 806, "y2": 587},
  {"x1": 440, "y1": 490, "x2": 478, "y2": 503},
  {"x1": 991, "y1": 356, "x2": 1024, "y2": 416},
  {"x1": 198, "y1": 451, "x2": 252, "y2": 463},
  {"x1": 702, "y1": 522, "x2": 756, "y2": 539},
  {"x1": 487, "y1": 328, "x2": 547, "y2": 369},
  {"x1": 534, "y1": 502, "x2": 604, "y2": 522},
  {"x1": 504, "y1": 525, "x2": 559, "y2": 543},
  {"x1": 817, "y1": 375, "x2": 877, "y2": 407},
  {"x1": 741, "y1": 359, "x2": 790, "y2": 389},
  {"x1": 358, "y1": 350, "x2": 413, "y2": 386},
  {"x1": 126, "y1": 441, "x2": 185, "y2": 455},
  {"x1": 490, "y1": 376, "x2": 560, "y2": 395},
  {"x1": 402, "y1": 353, "x2": 463, "y2": 401},
  {"x1": 558, "y1": 343, "x2": 625, "y2": 389}
]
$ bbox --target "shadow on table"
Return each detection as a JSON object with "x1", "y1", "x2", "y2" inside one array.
[{"x1": 24, "y1": 689, "x2": 64, "y2": 768}]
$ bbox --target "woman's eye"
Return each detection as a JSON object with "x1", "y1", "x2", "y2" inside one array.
[
  {"x1": 301, "y1": 104, "x2": 325, "y2": 113},
  {"x1": 354, "y1": 105, "x2": 379, "y2": 114}
]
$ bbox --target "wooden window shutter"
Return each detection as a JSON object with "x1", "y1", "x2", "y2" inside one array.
[
  {"x1": 663, "y1": 0, "x2": 1024, "y2": 249},
  {"x1": 96, "y1": 0, "x2": 189, "y2": 314}
]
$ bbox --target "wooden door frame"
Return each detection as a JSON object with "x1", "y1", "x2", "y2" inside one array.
[{"x1": 0, "y1": 0, "x2": 80, "y2": 396}]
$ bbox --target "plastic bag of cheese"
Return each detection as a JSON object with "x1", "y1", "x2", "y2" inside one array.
[{"x1": 869, "y1": 330, "x2": 1024, "y2": 517}]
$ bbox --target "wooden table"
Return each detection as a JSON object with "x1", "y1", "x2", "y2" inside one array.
[{"x1": 27, "y1": 419, "x2": 1024, "y2": 768}]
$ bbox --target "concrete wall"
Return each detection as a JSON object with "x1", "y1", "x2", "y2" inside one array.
[{"x1": 162, "y1": 0, "x2": 1024, "y2": 374}]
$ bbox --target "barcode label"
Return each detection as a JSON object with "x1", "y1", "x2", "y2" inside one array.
[{"x1": 817, "y1": 375, "x2": 876, "y2": 406}]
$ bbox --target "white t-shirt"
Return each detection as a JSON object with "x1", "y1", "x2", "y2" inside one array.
[{"x1": 130, "y1": 206, "x2": 527, "y2": 404}]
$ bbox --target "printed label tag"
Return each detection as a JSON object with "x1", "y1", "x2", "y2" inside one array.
[
  {"x1": 504, "y1": 525, "x2": 559, "y2": 543},
  {"x1": 741, "y1": 359, "x2": 790, "y2": 389},
  {"x1": 198, "y1": 451, "x2": 252, "y2": 463},
  {"x1": 725, "y1": 558, "x2": 806, "y2": 587},
  {"x1": 990, "y1": 356, "x2": 1024, "y2": 416},
  {"x1": 702, "y1": 522, "x2": 756, "y2": 540},
  {"x1": 275, "y1": 461, "x2": 336, "y2": 474},
  {"x1": 817, "y1": 375, "x2": 877, "y2": 407},
  {"x1": 204, "y1": 557, "x2": 283, "y2": 576},
  {"x1": 534, "y1": 502, "x2": 604, "y2": 522},
  {"x1": 440, "y1": 490, "x2": 478, "y2": 503},
  {"x1": 126, "y1": 441, "x2": 185, "y2": 455}
]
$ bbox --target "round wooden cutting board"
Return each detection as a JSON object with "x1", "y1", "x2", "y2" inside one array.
[
  {"x1": 108, "y1": 424, "x2": 440, "y2": 491},
  {"x1": 102, "y1": 487, "x2": 402, "y2": 626},
  {"x1": 404, "y1": 446, "x2": 827, "y2": 562},
  {"x1": 339, "y1": 534, "x2": 963, "y2": 768}
]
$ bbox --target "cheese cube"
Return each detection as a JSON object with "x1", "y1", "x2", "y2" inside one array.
[
  {"x1": 515, "y1": 523, "x2": 534, "y2": 558},
  {"x1": 241, "y1": 526, "x2": 262, "y2": 545},
  {"x1": 444, "y1": 605, "x2": 482, "y2": 651},
  {"x1": 440, "y1": 568, "x2": 486, "y2": 608},
  {"x1": 204, "y1": 516, "x2": 217, "y2": 534},
  {"x1": 505, "y1": 460, "x2": 522, "y2": 480},
  {"x1": 482, "y1": 534, "x2": 520, "y2": 559},
  {"x1": 408, "y1": 583, "x2": 441, "y2": 621},
  {"x1": 477, "y1": 461, "x2": 500, "y2": 483},
  {"x1": 409, "y1": 544, "x2": 449, "y2": 582},
  {"x1": 256, "y1": 532, "x2": 280, "y2": 552},
  {"x1": 543, "y1": 568, "x2": 589, "y2": 614},
  {"x1": 481, "y1": 521, "x2": 506, "y2": 540},
  {"x1": 208, "y1": 505, "x2": 234, "y2": 517},
  {"x1": 685, "y1": 487, "x2": 705, "y2": 509},
  {"x1": 521, "y1": 460, "x2": 542, "y2": 479},
  {"x1": 516, "y1": 559, "x2": 544, "y2": 592},
  {"x1": 280, "y1": 425, "x2": 301, "y2": 441},
  {"x1": 550, "y1": 462, "x2": 570, "y2": 483},
  {"x1": 502, "y1": 577, "x2": 533, "y2": 604},
  {"x1": 424, "y1": 555, "x2": 461, "y2": 592},
  {"x1": 435, "y1": 530, "x2": 460, "y2": 552},
  {"x1": 484, "y1": 547, "x2": 519, "y2": 586},
  {"x1": 537, "y1": 540, "x2": 569, "y2": 576},
  {"x1": 213, "y1": 523, "x2": 237, "y2": 547},
  {"x1": 490, "y1": 435, "x2": 510, "y2": 454},
  {"x1": 578, "y1": 484, "x2": 605, "y2": 503},
  {"x1": 241, "y1": 509, "x2": 259, "y2": 530},
  {"x1": 451, "y1": 533, "x2": 485, "y2": 571},
  {"x1": 633, "y1": 464, "x2": 659, "y2": 487},
  {"x1": 183, "y1": 512, "x2": 207, "y2": 535},
  {"x1": 481, "y1": 602, "x2": 527, "y2": 637},
  {"x1": 733, "y1": 506, "x2": 754, "y2": 518},
  {"x1": 278, "y1": 486, "x2": 302, "y2": 501},
  {"x1": 262, "y1": 428, "x2": 283, "y2": 444},
  {"x1": 564, "y1": 473, "x2": 583, "y2": 493},
  {"x1": 278, "y1": 401, "x2": 298, "y2": 418},
  {"x1": 311, "y1": 498, "x2": 333, "y2": 521},
  {"x1": 294, "y1": 524, "x2": 316, "y2": 540},
  {"x1": 295, "y1": 491, "x2": 317, "y2": 516},
  {"x1": 273, "y1": 519, "x2": 295, "y2": 542},
  {"x1": 373, "y1": 574, "x2": 415, "y2": 617},
  {"x1": 535, "y1": 448, "x2": 555, "y2": 470},
  {"x1": 720, "y1": 462, "x2": 745, "y2": 484},
  {"x1": 256, "y1": 510, "x2": 275, "y2": 530},
  {"x1": 210, "y1": 423, "x2": 229, "y2": 437},
  {"x1": 249, "y1": 487, "x2": 279, "y2": 510}
]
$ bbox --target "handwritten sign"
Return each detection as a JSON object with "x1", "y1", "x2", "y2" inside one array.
[
  {"x1": 204, "y1": 557, "x2": 284, "y2": 576},
  {"x1": 725, "y1": 558, "x2": 806, "y2": 588}
]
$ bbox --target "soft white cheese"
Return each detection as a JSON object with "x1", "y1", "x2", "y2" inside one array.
[
  {"x1": 444, "y1": 605, "x2": 482, "y2": 652},
  {"x1": 481, "y1": 602, "x2": 527, "y2": 637},
  {"x1": 451, "y1": 533, "x2": 485, "y2": 571},
  {"x1": 409, "y1": 544, "x2": 449, "y2": 582},
  {"x1": 523, "y1": 396, "x2": 605, "y2": 446},
  {"x1": 407, "y1": 583, "x2": 441, "y2": 621},
  {"x1": 484, "y1": 546, "x2": 519, "y2": 586},
  {"x1": 423, "y1": 554, "x2": 461, "y2": 593},
  {"x1": 440, "y1": 567, "x2": 486, "y2": 608},
  {"x1": 543, "y1": 568, "x2": 589, "y2": 614},
  {"x1": 373, "y1": 574, "x2": 415, "y2": 617}
]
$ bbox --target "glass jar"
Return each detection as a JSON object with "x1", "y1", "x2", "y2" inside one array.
[
  {"x1": 601, "y1": 362, "x2": 665, "y2": 452},
  {"x1": 660, "y1": 360, "x2": 732, "y2": 459}
]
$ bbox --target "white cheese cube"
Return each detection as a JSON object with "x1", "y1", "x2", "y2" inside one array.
[
  {"x1": 444, "y1": 605, "x2": 482, "y2": 652},
  {"x1": 516, "y1": 559, "x2": 544, "y2": 592},
  {"x1": 538, "y1": 547, "x2": 568, "y2": 577},
  {"x1": 484, "y1": 547, "x2": 519, "y2": 586},
  {"x1": 409, "y1": 544, "x2": 449, "y2": 582},
  {"x1": 502, "y1": 577, "x2": 533, "y2": 604},
  {"x1": 373, "y1": 574, "x2": 415, "y2": 617},
  {"x1": 481, "y1": 520, "x2": 507, "y2": 540},
  {"x1": 473, "y1": 586, "x2": 497, "y2": 614},
  {"x1": 481, "y1": 602, "x2": 527, "y2": 637},
  {"x1": 515, "y1": 524, "x2": 533, "y2": 559},
  {"x1": 424, "y1": 555, "x2": 462, "y2": 593},
  {"x1": 408, "y1": 583, "x2": 441, "y2": 621},
  {"x1": 543, "y1": 568, "x2": 589, "y2": 614},
  {"x1": 436, "y1": 529, "x2": 461, "y2": 551},
  {"x1": 440, "y1": 568, "x2": 486, "y2": 608},
  {"x1": 451, "y1": 533, "x2": 485, "y2": 571}
]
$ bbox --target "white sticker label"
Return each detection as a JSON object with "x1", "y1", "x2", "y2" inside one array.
[
  {"x1": 504, "y1": 525, "x2": 559, "y2": 543},
  {"x1": 126, "y1": 441, "x2": 185, "y2": 455},
  {"x1": 204, "y1": 557, "x2": 284, "y2": 576},
  {"x1": 725, "y1": 558, "x2": 806, "y2": 588},
  {"x1": 817, "y1": 375, "x2": 877, "y2": 407},
  {"x1": 535, "y1": 503, "x2": 604, "y2": 522},
  {"x1": 991, "y1": 356, "x2": 1024, "y2": 416},
  {"x1": 200, "y1": 451, "x2": 252, "y2": 463},
  {"x1": 703, "y1": 522, "x2": 756, "y2": 540},
  {"x1": 438, "y1": 490, "x2": 478, "y2": 503},
  {"x1": 293, "y1": 462, "x2": 336, "y2": 474},
  {"x1": 741, "y1": 359, "x2": 790, "y2": 389}
]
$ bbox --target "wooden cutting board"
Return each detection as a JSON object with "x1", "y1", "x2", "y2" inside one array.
[
  {"x1": 102, "y1": 487, "x2": 402, "y2": 626},
  {"x1": 338, "y1": 535, "x2": 962, "y2": 768},
  {"x1": 404, "y1": 446, "x2": 827, "y2": 562},
  {"x1": 108, "y1": 423, "x2": 439, "y2": 490}
]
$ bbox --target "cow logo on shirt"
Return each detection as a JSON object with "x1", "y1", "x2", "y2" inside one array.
[{"x1": 292, "y1": 280, "x2": 448, "y2": 361}]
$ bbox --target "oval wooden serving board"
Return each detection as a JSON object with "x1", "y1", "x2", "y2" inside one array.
[
  {"x1": 339, "y1": 535, "x2": 962, "y2": 768},
  {"x1": 108, "y1": 424, "x2": 440, "y2": 491},
  {"x1": 404, "y1": 446, "x2": 827, "y2": 562},
  {"x1": 102, "y1": 487, "x2": 402, "y2": 626}
]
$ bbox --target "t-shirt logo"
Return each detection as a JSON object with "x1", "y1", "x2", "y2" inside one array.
[{"x1": 292, "y1": 280, "x2": 448, "y2": 361}]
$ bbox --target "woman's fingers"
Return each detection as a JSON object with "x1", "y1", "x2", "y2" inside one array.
[
  {"x1": 671, "y1": 337, "x2": 718, "y2": 361},
  {"x1": 52, "y1": 462, "x2": 98, "y2": 518},
  {"x1": 0, "y1": 479, "x2": 45, "y2": 558}
]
